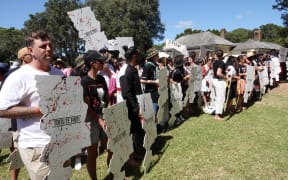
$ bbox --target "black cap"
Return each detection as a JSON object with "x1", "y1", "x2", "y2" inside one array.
[
  {"x1": 83, "y1": 50, "x2": 106, "y2": 67},
  {"x1": 99, "y1": 47, "x2": 108, "y2": 53}
]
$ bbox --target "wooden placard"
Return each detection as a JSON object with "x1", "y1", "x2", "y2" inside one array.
[
  {"x1": 103, "y1": 101, "x2": 134, "y2": 179},
  {"x1": 244, "y1": 65, "x2": 255, "y2": 103},
  {"x1": 157, "y1": 68, "x2": 169, "y2": 123},
  {"x1": 137, "y1": 93, "x2": 157, "y2": 173},
  {"x1": 0, "y1": 119, "x2": 12, "y2": 148},
  {"x1": 168, "y1": 83, "x2": 183, "y2": 127},
  {"x1": 36, "y1": 75, "x2": 89, "y2": 180},
  {"x1": 67, "y1": 6, "x2": 101, "y2": 39}
]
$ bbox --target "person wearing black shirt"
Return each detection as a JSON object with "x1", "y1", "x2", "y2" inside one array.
[
  {"x1": 120, "y1": 46, "x2": 145, "y2": 160},
  {"x1": 81, "y1": 50, "x2": 110, "y2": 180},
  {"x1": 212, "y1": 49, "x2": 227, "y2": 120},
  {"x1": 140, "y1": 48, "x2": 160, "y2": 115}
]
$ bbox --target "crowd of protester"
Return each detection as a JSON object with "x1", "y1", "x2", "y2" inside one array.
[{"x1": 0, "y1": 30, "x2": 284, "y2": 180}]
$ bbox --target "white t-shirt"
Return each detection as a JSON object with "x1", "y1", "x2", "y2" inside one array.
[
  {"x1": 116, "y1": 63, "x2": 128, "y2": 103},
  {"x1": 0, "y1": 64, "x2": 63, "y2": 148},
  {"x1": 271, "y1": 56, "x2": 281, "y2": 81},
  {"x1": 226, "y1": 65, "x2": 237, "y2": 77}
]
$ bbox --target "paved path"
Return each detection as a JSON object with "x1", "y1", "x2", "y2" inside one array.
[{"x1": 269, "y1": 82, "x2": 288, "y2": 96}]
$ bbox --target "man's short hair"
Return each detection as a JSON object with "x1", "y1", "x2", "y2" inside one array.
[{"x1": 26, "y1": 30, "x2": 50, "y2": 47}]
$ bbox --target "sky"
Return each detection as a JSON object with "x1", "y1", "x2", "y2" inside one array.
[{"x1": 0, "y1": 0, "x2": 284, "y2": 43}]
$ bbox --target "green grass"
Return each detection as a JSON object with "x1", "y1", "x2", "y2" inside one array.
[{"x1": 1, "y1": 84, "x2": 288, "y2": 179}]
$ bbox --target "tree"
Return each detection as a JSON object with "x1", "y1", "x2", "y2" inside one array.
[
  {"x1": 206, "y1": 29, "x2": 220, "y2": 36},
  {"x1": 0, "y1": 28, "x2": 25, "y2": 63},
  {"x1": 86, "y1": 0, "x2": 165, "y2": 50},
  {"x1": 226, "y1": 28, "x2": 252, "y2": 43},
  {"x1": 276, "y1": 27, "x2": 288, "y2": 47},
  {"x1": 260, "y1": 23, "x2": 282, "y2": 42},
  {"x1": 24, "y1": 12, "x2": 48, "y2": 35},
  {"x1": 24, "y1": 0, "x2": 84, "y2": 65},
  {"x1": 273, "y1": 0, "x2": 288, "y2": 26},
  {"x1": 174, "y1": 28, "x2": 202, "y2": 39}
]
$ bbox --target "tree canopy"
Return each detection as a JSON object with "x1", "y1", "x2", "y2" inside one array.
[
  {"x1": 0, "y1": 28, "x2": 25, "y2": 63},
  {"x1": 86, "y1": 0, "x2": 165, "y2": 51},
  {"x1": 24, "y1": 0, "x2": 84, "y2": 65},
  {"x1": 175, "y1": 28, "x2": 202, "y2": 40},
  {"x1": 273, "y1": 0, "x2": 288, "y2": 26}
]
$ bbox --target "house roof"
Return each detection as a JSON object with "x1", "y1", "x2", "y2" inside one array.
[
  {"x1": 175, "y1": 31, "x2": 236, "y2": 51},
  {"x1": 233, "y1": 39, "x2": 283, "y2": 51}
]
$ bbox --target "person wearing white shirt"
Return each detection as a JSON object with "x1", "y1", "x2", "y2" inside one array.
[{"x1": 0, "y1": 30, "x2": 63, "y2": 180}]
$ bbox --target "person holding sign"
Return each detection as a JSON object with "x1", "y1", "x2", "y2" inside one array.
[
  {"x1": 81, "y1": 50, "x2": 111, "y2": 180},
  {"x1": 120, "y1": 46, "x2": 145, "y2": 162},
  {"x1": 225, "y1": 56, "x2": 239, "y2": 114},
  {"x1": 1, "y1": 47, "x2": 33, "y2": 180},
  {"x1": 0, "y1": 30, "x2": 63, "y2": 180},
  {"x1": 212, "y1": 49, "x2": 227, "y2": 120},
  {"x1": 236, "y1": 55, "x2": 248, "y2": 112},
  {"x1": 140, "y1": 48, "x2": 160, "y2": 116}
]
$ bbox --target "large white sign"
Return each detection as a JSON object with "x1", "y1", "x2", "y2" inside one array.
[
  {"x1": 84, "y1": 31, "x2": 108, "y2": 51},
  {"x1": 168, "y1": 83, "x2": 183, "y2": 127},
  {"x1": 164, "y1": 39, "x2": 189, "y2": 57},
  {"x1": 36, "y1": 75, "x2": 89, "y2": 180},
  {"x1": 105, "y1": 37, "x2": 134, "y2": 58},
  {"x1": 279, "y1": 47, "x2": 288, "y2": 62},
  {"x1": 137, "y1": 93, "x2": 157, "y2": 173},
  {"x1": 103, "y1": 101, "x2": 134, "y2": 180},
  {"x1": 157, "y1": 68, "x2": 169, "y2": 123},
  {"x1": 0, "y1": 119, "x2": 12, "y2": 148},
  {"x1": 258, "y1": 66, "x2": 269, "y2": 96},
  {"x1": 115, "y1": 37, "x2": 134, "y2": 58},
  {"x1": 244, "y1": 65, "x2": 255, "y2": 103},
  {"x1": 68, "y1": 6, "x2": 107, "y2": 51},
  {"x1": 183, "y1": 65, "x2": 202, "y2": 105},
  {"x1": 67, "y1": 6, "x2": 101, "y2": 39}
]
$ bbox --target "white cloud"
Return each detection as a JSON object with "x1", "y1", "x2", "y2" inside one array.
[
  {"x1": 236, "y1": 14, "x2": 243, "y2": 20},
  {"x1": 175, "y1": 20, "x2": 193, "y2": 28},
  {"x1": 236, "y1": 11, "x2": 253, "y2": 20}
]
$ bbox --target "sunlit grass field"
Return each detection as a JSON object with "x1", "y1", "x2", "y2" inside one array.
[{"x1": 1, "y1": 83, "x2": 288, "y2": 179}]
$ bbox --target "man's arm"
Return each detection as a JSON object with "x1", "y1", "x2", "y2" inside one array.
[{"x1": 0, "y1": 106, "x2": 43, "y2": 119}]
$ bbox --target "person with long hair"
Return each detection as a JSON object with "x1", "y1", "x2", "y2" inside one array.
[
  {"x1": 211, "y1": 50, "x2": 227, "y2": 120},
  {"x1": 120, "y1": 46, "x2": 145, "y2": 164},
  {"x1": 81, "y1": 50, "x2": 111, "y2": 180}
]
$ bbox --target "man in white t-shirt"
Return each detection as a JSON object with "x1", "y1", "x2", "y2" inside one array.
[{"x1": 0, "y1": 30, "x2": 63, "y2": 180}]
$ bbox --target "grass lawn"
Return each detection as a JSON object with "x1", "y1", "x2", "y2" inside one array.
[{"x1": 1, "y1": 83, "x2": 288, "y2": 179}]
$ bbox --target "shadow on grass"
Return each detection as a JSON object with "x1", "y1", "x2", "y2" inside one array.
[
  {"x1": 151, "y1": 135, "x2": 173, "y2": 156},
  {"x1": 124, "y1": 135, "x2": 173, "y2": 179},
  {"x1": 0, "y1": 153, "x2": 9, "y2": 165}
]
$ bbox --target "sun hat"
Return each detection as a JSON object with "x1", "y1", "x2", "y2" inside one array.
[
  {"x1": 146, "y1": 48, "x2": 159, "y2": 60},
  {"x1": 74, "y1": 55, "x2": 84, "y2": 69}
]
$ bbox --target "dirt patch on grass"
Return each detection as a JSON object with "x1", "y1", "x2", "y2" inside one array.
[{"x1": 268, "y1": 82, "x2": 288, "y2": 96}]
